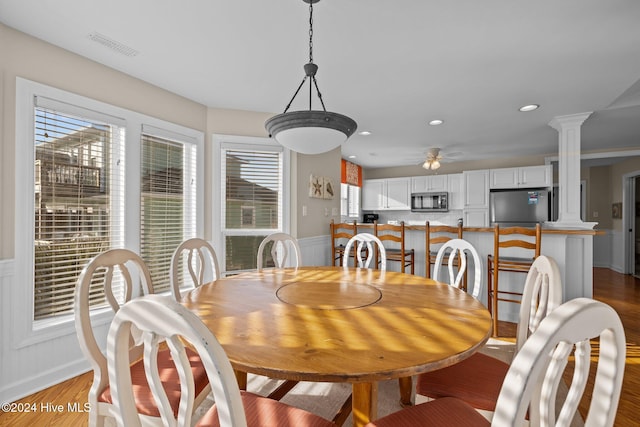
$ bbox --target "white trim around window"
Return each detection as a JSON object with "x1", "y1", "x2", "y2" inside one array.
[
  {"x1": 14, "y1": 77, "x2": 204, "y2": 348},
  {"x1": 211, "y1": 134, "x2": 291, "y2": 275}
]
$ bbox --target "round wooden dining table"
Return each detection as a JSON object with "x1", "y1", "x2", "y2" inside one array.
[{"x1": 182, "y1": 266, "x2": 492, "y2": 427}]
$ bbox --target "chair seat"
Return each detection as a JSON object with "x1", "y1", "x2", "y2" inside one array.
[
  {"x1": 197, "y1": 391, "x2": 336, "y2": 427},
  {"x1": 99, "y1": 347, "x2": 209, "y2": 417},
  {"x1": 386, "y1": 248, "x2": 414, "y2": 254},
  {"x1": 488, "y1": 254, "x2": 535, "y2": 264},
  {"x1": 386, "y1": 248, "x2": 415, "y2": 259},
  {"x1": 488, "y1": 255, "x2": 534, "y2": 273},
  {"x1": 416, "y1": 352, "x2": 509, "y2": 411},
  {"x1": 364, "y1": 397, "x2": 489, "y2": 427}
]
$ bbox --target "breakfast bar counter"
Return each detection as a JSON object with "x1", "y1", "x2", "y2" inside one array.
[{"x1": 353, "y1": 223, "x2": 599, "y2": 323}]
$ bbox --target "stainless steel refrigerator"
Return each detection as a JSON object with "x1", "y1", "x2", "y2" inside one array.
[{"x1": 489, "y1": 188, "x2": 550, "y2": 226}]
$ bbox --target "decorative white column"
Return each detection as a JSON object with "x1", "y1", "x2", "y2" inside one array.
[{"x1": 548, "y1": 112, "x2": 596, "y2": 229}]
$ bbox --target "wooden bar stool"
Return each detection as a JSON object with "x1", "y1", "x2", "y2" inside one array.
[
  {"x1": 425, "y1": 221, "x2": 463, "y2": 279},
  {"x1": 374, "y1": 221, "x2": 415, "y2": 273},
  {"x1": 330, "y1": 220, "x2": 357, "y2": 266},
  {"x1": 487, "y1": 223, "x2": 541, "y2": 337}
]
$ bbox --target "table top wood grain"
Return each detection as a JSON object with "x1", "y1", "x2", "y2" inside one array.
[{"x1": 182, "y1": 266, "x2": 492, "y2": 383}]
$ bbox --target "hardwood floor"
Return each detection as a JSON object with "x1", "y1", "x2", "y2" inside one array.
[{"x1": 1, "y1": 267, "x2": 638, "y2": 427}]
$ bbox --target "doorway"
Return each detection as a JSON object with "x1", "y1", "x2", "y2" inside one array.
[{"x1": 623, "y1": 172, "x2": 640, "y2": 277}]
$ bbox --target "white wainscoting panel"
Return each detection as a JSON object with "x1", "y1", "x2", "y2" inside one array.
[
  {"x1": 593, "y1": 229, "x2": 613, "y2": 269},
  {"x1": 299, "y1": 235, "x2": 331, "y2": 267},
  {"x1": 609, "y1": 229, "x2": 625, "y2": 273},
  {"x1": 0, "y1": 258, "x2": 92, "y2": 404}
]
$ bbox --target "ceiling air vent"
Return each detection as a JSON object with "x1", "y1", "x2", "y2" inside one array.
[{"x1": 88, "y1": 32, "x2": 139, "y2": 57}]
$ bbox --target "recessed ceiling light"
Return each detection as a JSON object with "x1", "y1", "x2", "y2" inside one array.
[
  {"x1": 429, "y1": 119, "x2": 444, "y2": 126},
  {"x1": 348, "y1": 155, "x2": 356, "y2": 159},
  {"x1": 519, "y1": 104, "x2": 540, "y2": 112},
  {"x1": 358, "y1": 131, "x2": 371, "y2": 136}
]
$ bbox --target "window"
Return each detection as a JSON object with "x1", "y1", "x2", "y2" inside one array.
[
  {"x1": 340, "y1": 159, "x2": 361, "y2": 219},
  {"x1": 218, "y1": 137, "x2": 288, "y2": 274},
  {"x1": 15, "y1": 79, "x2": 203, "y2": 338},
  {"x1": 341, "y1": 183, "x2": 361, "y2": 219},
  {"x1": 140, "y1": 129, "x2": 198, "y2": 293},
  {"x1": 32, "y1": 100, "x2": 125, "y2": 320}
]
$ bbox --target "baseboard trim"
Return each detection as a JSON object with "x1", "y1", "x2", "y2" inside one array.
[{"x1": 0, "y1": 357, "x2": 90, "y2": 404}]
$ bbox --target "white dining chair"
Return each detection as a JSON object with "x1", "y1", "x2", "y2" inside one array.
[
  {"x1": 257, "y1": 232, "x2": 302, "y2": 271},
  {"x1": 432, "y1": 238, "x2": 482, "y2": 299},
  {"x1": 343, "y1": 232, "x2": 387, "y2": 270},
  {"x1": 170, "y1": 237, "x2": 220, "y2": 300},
  {"x1": 416, "y1": 255, "x2": 563, "y2": 415},
  {"x1": 108, "y1": 294, "x2": 336, "y2": 427},
  {"x1": 74, "y1": 249, "x2": 210, "y2": 427},
  {"x1": 365, "y1": 297, "x2": 626, "y2": 427}
]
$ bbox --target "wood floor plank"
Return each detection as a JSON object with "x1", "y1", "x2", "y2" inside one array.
[{"x1": 0, "y1": 267, "x2": 637, "y2": 426}]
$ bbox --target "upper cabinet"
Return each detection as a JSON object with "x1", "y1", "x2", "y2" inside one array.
[
  {"x1": 490, "y1": 165, "x2": 552, "y2": 189},
  {"x1": 463, "y1": 169, "x2": 490, "y2": 209},
  {"x1": 463, "y1": 170, "x2": 490, "y2": 226},
  {"x1": 411, "y1": 175, "x2": 448, "y2": 193},
  {"x1": 362, "y1": 177, "x2": 411, "y2": 210},
  {"x1": 447, "y1": 173, "x2": 464, "y2": 210}
]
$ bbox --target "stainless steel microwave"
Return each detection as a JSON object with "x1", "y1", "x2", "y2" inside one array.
[{"x1": 411, "y1": 192, "x2": 448, "y2": 212}]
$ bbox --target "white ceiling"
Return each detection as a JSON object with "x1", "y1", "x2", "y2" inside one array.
[{"x1": 2, "y1": 0, "x2": 640, "y2": 169}]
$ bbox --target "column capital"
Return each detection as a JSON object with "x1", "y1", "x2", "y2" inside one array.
[{"x1": 548, "y1": 112, "x2": 593, "y2": 131}]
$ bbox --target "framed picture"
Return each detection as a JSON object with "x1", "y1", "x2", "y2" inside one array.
[
  {"x1": 612, "y1": 202, "x2": 622, "y2": 219},
  {"x1": 309, "y1": 175, "x2": 324, "y2": 198},
  {"x1": 323, "y1": 177, "x2": 335, "y2": 199}
]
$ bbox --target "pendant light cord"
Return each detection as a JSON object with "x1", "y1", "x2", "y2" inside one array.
[
  {"x1": 282, "y1": 0, "x2": 327, "y2": 114},
  {"x1": 308, "y1": 1, "x2": 313, "y2": 64}
]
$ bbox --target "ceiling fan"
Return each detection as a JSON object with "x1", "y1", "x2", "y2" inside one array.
[{"x1": 423, "y1": 147, "x2": 443, "y2": 170}]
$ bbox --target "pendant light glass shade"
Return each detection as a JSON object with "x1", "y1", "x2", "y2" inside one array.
[
  {"x1": 265, "y1": 0, "x2": 356, "y2": 154},
  {"x1": 266, "y1": 110, "x2": 356, "y2": 154}
]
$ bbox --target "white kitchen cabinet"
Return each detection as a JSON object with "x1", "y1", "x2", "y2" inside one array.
[
  {"x1": 490, "y1": 165, "x2": 551, "y2": 189},
  {"x1": 411, "y1": 175, "x2": 448, "y2": 193},
  {"x1": 463, "y1": 169, "x2": 489, "y2": 226},
  {"x1": 447, "y1": 173, "x2": 464, "y2": 210},
  {"x1": 362, "y1": 177, "x2": 411, "y2": 210},
  {"x1": 463, "y1": 169, "x2": 489, "y2": 209},
  {"x1": 463, "y1": 208, "x2": 489, "y2": 227}
]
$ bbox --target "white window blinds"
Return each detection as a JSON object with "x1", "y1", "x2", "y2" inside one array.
[
  {"x1": 140, "y1": 130, "x2": 197, "y2": 293},
  {"x1": 222, "y1": 148, "x2": 283, "y2": 273},
  {"x1": 33, "y1": 104, "x2": 124, "y2": 320}
]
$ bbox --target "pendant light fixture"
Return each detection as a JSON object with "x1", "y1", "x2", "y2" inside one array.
[{"x1": 265, "y1": 0, "x2": 357, "y2": 155}]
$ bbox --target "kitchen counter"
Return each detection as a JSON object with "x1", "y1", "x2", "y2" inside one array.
[
  {"x1": 357, "y1": 222, "x2": 603, "y2": 235},
  {"x1": 353, "y1": 222, "x2": 598, "y2": 323}
]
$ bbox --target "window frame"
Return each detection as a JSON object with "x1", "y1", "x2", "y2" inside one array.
[
  {"x1": 212, "y1": 134, "x2": 291, "y2": 276},
  {"x1": 14, "y1": 78, "x2": 204, "y2": 347}
]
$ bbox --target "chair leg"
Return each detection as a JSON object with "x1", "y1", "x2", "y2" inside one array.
[
  {"x1": 487, "y1": 260, "x2": 497, "y2": 337},
  {"x1": 267, "y1": 380, "x2": 299, "y2": 401},
  {"x1": 492, "y1": 267, "x2": 499, "y2": 338},
  {"x1": 332, "y1": 394, "x2": 353, "y2": 427}
]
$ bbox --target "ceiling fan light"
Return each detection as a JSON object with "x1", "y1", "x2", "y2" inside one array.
[{"x1": 431, "y1": 160, "x2": 441, "y2": 169}]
